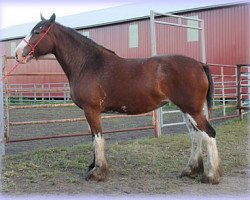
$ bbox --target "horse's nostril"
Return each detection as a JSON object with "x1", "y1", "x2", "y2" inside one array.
[
  {"x1": 22, "y1": 52, "x2": 27, "y2": 57},
  {"x1": 15, "y1": 53, "x2": 19, "y2": 61}
]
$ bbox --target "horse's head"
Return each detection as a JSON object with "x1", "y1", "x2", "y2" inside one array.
[{"x1": 15, "y1": 13, "x2": 56, "y2": 63}]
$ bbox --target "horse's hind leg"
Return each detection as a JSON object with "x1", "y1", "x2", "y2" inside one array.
[
  {"x1": 184, "y1": 113, "x2": 222, "y2": 184},
  {"x1": 200, "y1": 121, "x2": 223, "y2": 184},
  {"x1": 181, "y1": 113, "x2": 204, "y2": 178}
]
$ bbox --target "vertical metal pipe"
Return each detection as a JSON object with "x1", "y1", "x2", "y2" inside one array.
[
  {"x1": 34, "y1": 83, "x2": 37, "y2": 103},
  {"x1": 150, "y1": 10, "x2": 161, "y2": 137},
  {"x1": 221, "y1": 67, "x2": 226, "y2": 116},
  {"x1": 0, "y1": 56, "x2": 5, "y2": 155},
  {"x1": 150, "y1": 10, "x2": 157, "y2": 56},
  {"x1": 237, "y1": 65, "x2": 242, "y2": 120},
  {"x1": 200, "y1": 20, "x2": 207, "y2": 63},
  {"x1": 3, "y1": 56, "x2": 10, "y2": 143},
  {"x1": 235, "y1": 66, "x2": 238, "y2": 105},
  {"x1": 42, "y1": 84, "x2": 44, "y2": 101},
  {"x1": 200, "y1": 20, "x2": 209, "y2": 119}
]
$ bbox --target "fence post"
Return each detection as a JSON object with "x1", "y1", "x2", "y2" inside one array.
[
  {"x1": 237, "y1": 65, "x2": 242, "y2": 120},
  {"x1": 42, "y1": 83, "x2": 44, "y2": 101},
  {"x1": 150, "y1": 10, "x2": 162, "y2": 137},
  {"x1": 0, "y1": 56, "x2": 5, "y2": 155},
  {"x1": 3, "y1": 56, "x2": 10, "y2": 142},
  {"x1": 34, "y1": 83, "x2": 37, "y2": 103},
  {"x1": 221, "y1": 66, "x2": 226, "y2": 116},
  {"x1": 200, "y1": 20, "x2": 209, "y2": 119}
]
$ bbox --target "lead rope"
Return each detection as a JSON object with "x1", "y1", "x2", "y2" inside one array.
[{"x1": 0, "y1": 26, "x2": 51, "y2": 82}]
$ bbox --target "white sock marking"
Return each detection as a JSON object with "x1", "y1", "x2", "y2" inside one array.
[
  {"x1": 183, "y1": 113, "x2": 202, "y2": 167},
  {"x1": 201, "y1": 131, "x2": 220, "y2": 176},
  {"x1": 93, "y1": 133, "x2": 106, "y2": 167}
]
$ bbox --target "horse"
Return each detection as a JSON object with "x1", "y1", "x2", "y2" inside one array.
[{"x1": 15, "y1": 14, "x2": 222, "y2": 184}]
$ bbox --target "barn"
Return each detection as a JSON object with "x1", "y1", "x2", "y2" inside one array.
[{"x1": 0, "y1": 1, "x2": 249, "y2": 98}]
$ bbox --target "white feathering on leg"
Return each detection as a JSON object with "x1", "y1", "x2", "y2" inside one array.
[
  {"x1": 93, "y1": 133, "x2": 106, "y2": 167},
  {"x1": 201, "y1": 131, "x2": 220, "y2": 177},
  {"x1": 183, "y1": 113, "x2": 202, "y2": 168}
]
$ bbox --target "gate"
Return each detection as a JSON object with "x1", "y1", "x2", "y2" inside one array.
[
  {"x1": 150, "y1": 10, "x2": 207, "y2": 137},
  {"x1": 0, "y1": 57, "x2": 4, "y2": 154},
  {"x1": 209, "y1": 63, "x2": 239, "y2": 121},
  {"x1": 237, "y1": 64, "x2": 250, "y2": 119}
]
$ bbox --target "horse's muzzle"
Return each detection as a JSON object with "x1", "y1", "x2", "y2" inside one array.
[{"x1": 15, "y1": 49, "x2": 33, "y2": 64}]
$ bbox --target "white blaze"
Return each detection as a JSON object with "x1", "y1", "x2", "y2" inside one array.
[
  {"x1": 15, "y1": 34, "x2": 32, "y2": 63},
  {"x1": 15, "y1": 34, "x2": 31, "y2": 53}
]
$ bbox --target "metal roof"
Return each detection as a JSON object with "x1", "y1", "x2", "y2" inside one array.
[{"x1": 0, "y1": 1, "x2": 248, "y2": 41}]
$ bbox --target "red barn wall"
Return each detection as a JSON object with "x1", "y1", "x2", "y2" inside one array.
[
  {"x1": 1, "y1": 3, "x2": 249, "y2": 85},
  {"x1": 86, "y1": 4, "x2": 249, "y2": 64}
]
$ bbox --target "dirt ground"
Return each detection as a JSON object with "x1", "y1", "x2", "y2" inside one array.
[{"x1": 2, "y1": 106, "x2": 250, "y2": 196}]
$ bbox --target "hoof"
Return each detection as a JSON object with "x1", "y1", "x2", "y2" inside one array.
[
  {"x1": 181, "y1": 157, "x2": 204, "y2": 178},
  {"x1": 201, "y1": 160, "x2": 223, "y2": 184},
  {"x1": 181, "y1": 168, "x2": 198, "y2": 178},
  {"x1": 217, "y1": 159, "x2": 223, "y2": 177},
  {"x1": 85, "y1": 165, "x2": 108, "y2": 181},
  {"x1": 201, "y1": 174, "x2": 220, "y2": 184}
]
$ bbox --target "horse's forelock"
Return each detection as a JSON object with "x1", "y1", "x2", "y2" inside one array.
[{"x1": 31, "y1": 20, "x2": 49, "y2": 34}]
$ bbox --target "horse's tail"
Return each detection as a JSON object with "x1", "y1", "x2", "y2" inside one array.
[{"x1": 202, "y1": 63, "x2": 214, "y2": 109}]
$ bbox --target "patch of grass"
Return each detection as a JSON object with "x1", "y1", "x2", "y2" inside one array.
[
  {"x1": 40, "y1": 171, "x2": 59, "y2": 179},
  {"x1": 67, "y1": 176, "x2": 80, "y2": 184},
  {"x1": 214, "y1": 118, "x2": 249, "y2": 174},
  {"x1": 2, "y1": 179, "x2": 16, "y2": 193},
  {"x1": 3, "y1": 170, "x2": 17, "y2": 179},
  {"x1": 2, "y1": 118, "x2": 248, "y2": 193}
]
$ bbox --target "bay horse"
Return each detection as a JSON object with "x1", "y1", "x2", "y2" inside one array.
[{"x1": 15, "y1": 14, "x2": 222, "y2": 184}]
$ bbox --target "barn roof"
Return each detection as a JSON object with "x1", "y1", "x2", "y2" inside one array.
[{"x1": 0, "y1": 1, "x2": 248, "y2": 41}]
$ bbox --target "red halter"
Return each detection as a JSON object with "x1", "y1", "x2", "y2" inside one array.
[
  {"x1": 0, "y1": 26, "x2": 51, "y2": 82},
  {"x1": 23, "y1": 26, "x2": 52, "y2": 55}
]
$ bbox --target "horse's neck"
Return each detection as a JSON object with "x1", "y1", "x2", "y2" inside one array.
[{"x1": 52, "y1": 25, "x2": 106, "y2": 82}]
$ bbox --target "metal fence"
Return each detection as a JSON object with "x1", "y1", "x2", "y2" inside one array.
[
  {"x1": 6, "y1": 82, "x2": 71, "y2": 104},
  {"x1": 237, "y1": 64, "x2": 250, "y2": 119},
  {"x1": 6, "y1": 103, "x2": 153, "y2": 143},
  {"x1": 209, "y1": 63, "x2": 239, "y2": 121}
]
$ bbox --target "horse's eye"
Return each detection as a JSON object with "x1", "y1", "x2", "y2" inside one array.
[
  {"x1": 34, "y1": 26, "x2": 43, "y2": 34},
  {"x1": 34, "y1": 30, "x2": 40, "y2": 34}
]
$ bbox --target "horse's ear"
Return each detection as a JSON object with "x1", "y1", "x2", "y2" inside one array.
[
  {"x1": 40, "y1": 13, "x2": 46, "y2": 21},
  {"x1": 49, "y1": 13, "x2": 56, "y2": 23}
]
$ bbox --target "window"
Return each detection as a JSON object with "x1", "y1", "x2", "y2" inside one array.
[
  {"x1": 82, "y1": 31, "x2": 90, "y2": 38},
  {"x1": 129, "y1": 24, "x2": 138, "y2": 48},
  {"x1": 10, "y1": 42, "x2": 16, "y2": 56},
  {"x1": 187, "y1": 15, "x2": 199, "y2": 42}
]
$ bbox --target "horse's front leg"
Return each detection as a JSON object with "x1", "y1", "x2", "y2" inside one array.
[{"x1": 84, "y1": 109, "x2": 108, "y2": 181}]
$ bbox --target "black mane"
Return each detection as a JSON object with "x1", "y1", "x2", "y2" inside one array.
[
  {"x1": 31, "y1": 20, "x2": 48, "y2": 34},
  {"x1": 63, "y1": 24, "x2": 116, "y2": 55}
]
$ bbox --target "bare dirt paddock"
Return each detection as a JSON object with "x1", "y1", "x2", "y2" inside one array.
[{"x1": 2, "y1": 106, "x2": 249, "y2": 197}]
